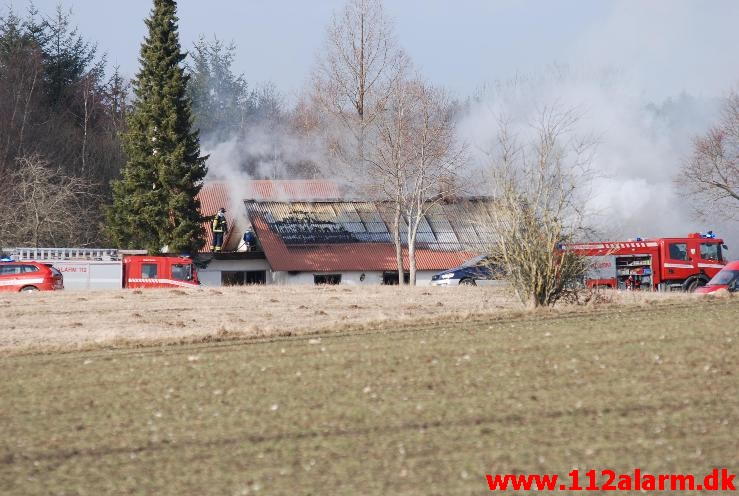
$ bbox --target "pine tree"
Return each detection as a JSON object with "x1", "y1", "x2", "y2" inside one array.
[{"x1": 108, "y1": 0, "x2": 206, "y2": 254}]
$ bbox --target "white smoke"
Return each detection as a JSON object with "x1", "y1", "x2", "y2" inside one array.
[
  {"x1": 202, "y1": 118, "x2": 329, "y2": 207},
  {"x1": 457, "y1": 69, "x2": 738, "y2": 253}
]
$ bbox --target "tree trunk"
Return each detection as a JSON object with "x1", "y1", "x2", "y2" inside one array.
[
  {"x1": 408, "y1": 230, "x2": 417, "y2": 286},
  {"x1": 393, "y1": 201, "x2": 404, "y2": 285}
]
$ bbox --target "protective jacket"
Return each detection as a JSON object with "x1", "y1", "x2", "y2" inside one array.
[{"x1": 212, "y1": 214, "x2": 227, "y2": 233}]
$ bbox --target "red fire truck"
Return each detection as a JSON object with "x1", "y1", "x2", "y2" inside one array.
[
  {"x1": 567, "y1": 233, "x2": 728, "y2": 292},
  {"x1": 7, "y1": 248, "x2": 199, "y2": 290}
]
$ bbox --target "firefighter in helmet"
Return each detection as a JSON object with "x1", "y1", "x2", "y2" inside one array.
[{"x1": 211, "y1": 208, "x2": 228, "y2": 252}]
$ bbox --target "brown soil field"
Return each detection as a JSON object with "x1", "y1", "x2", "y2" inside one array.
[{"x1": 0, "y1": 286, "x2": 707, "y2": 354}]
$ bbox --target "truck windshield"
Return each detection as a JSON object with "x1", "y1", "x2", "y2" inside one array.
[
  {"x1": 172, "y1": 264, "x2": 192, "y2": 281},
  {"x1": 700, "y1": 243, "x2": 722, "y2": 261},
  {"x1": 708, "y1": 269, "x2": 739, "y2": 286}
]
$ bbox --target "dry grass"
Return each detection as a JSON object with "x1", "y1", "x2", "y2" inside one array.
[
  {"x1": 0, "y1": 286, "x2": 510, "y2": 354},
  {"x1": 0, "y1": 297, "x2": 736, "y2": 495},
  {"x1": 0, "y1": 286, "x2": 727, "y2": 354}
]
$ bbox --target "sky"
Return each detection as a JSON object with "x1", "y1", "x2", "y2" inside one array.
[
  {"x1": 9, "y1": 0, "x2": 739, "y2": 247},
  {"x1": 17, "y1": 0, "x2": 739, "y2": 101}
]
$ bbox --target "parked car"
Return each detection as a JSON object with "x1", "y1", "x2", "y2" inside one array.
[
  {"x1": 0, "y1": 261, "x2": 64, "y2": 292},
  {"x1": 695, "y1": 260, "x2": 739, "y2": 294},
  {"x1": 430, "y1": 255, "x2": 503, "y2": 286}
]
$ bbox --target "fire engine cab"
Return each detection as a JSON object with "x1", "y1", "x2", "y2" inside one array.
[{"x1": 567, "y1": 232, "x2": 727, "y2": 292}]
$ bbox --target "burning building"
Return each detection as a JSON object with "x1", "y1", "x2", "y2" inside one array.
[{"x1": 195, "y1": 180, "x2": 494, "y2": 286}]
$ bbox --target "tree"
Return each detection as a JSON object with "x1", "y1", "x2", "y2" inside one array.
[
  {"x1": 365, "y1": 75, "x2": 416, "y2": 283},
  {"x1": 312, "y1": 0, "x2": 407, "y2": 175},
  {"x1": 187, "y1": 36, "x2": 250, "y2": 142},
  {"x1": 366, "y1": 77, "x2": 465, "y2": 285},
  {"x1": 0, "y1": 5, "x2": 126, "y2": 190},
  {"x1": 39, "y1": 5, "x2": 103, "y2": 109},
  {"x1": 0, "y1": 154, "x2": 101, "y2": 248},
  {"x1": 482, "y1": 107, "x2": 595, "y2": 307},
  {"x1": 678, "y1": 92, "x2": 739, "y2": 220},
  {"x1": 401, "y1": 82, "x2": 466, "y2": 285},
  {"x1": 108, "y1": 0, "x2": 207, "y2": 254}
]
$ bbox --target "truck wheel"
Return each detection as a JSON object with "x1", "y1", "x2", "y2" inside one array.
[
  {"x1": 459, "y1": 278, "x2": 476, "y2": 286},
  {"x1": 684, "y1": 277, "x2": 708, "y2": 292},
  {"x1": 20, "y1": 286, "x2": 39, "y2": 293}
]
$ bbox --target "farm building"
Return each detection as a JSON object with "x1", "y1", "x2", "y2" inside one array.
[{"x1": 195, "y1": 180, "x2": 494, "y2": 286}]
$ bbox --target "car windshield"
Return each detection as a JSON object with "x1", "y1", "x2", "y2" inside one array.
[
  {"x1": 461, "y1": 255, "x2": 488, "y2": 268},
  {"x1": 708, "y1": 269, "x2": 739, "y2": 286},
  {"x1": 172, "y1": 264, "x2": 192, "y2": 281}
]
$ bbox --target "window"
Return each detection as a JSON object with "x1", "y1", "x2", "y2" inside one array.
[
  {"x1": 700, "y1": 243, "x2": 722, "y2": 261},
  {"x1": 245, "y1": 271, "x2": 267, "y2": 285},
  {"x1": 221, "y1": 271, "x2": 266, "y2": 286},
  {"x1": 171, "y1": 264, "x2": 192, "y2": 281},
  {"x1": 222, "y1": 271, "x2": 244, "y2": 286},
  {"x1": 0, "y1": 265, "x2": 28, "y2": 275},
  {"x1": 710, "y1": 270, "x2": 739, "y2": 286},
  {"x1": 141, "y1": 263, "x2": 158, "y2": 279},
  {"x1": 0, "y1": 265, "x2": 19, "y2": 275},
  {"x1": 314, "y1": 274, "x2": 341, "y2": 285},
  {"x1": 668, "y1": 243, "x2": 688, "y2": 261},
  {"x1": 382, "y1": 271, "x2": 410, "y2": 285}
]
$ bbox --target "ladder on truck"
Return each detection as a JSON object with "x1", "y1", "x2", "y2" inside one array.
[{"x1": 10, "y1": 247, "x2": 124, "y2": 261}]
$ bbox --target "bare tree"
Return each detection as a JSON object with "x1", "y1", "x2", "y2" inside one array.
[
  {"x1": 678, "y1": 92, "x2": 739, "y2": 220},
  {"x1": 366, "y1": 78, "x2": 466, "y2": 285},
  {"x1": 364, "y1": 75, "x2": 416, "y2": 283},
  {"x1": 312, "y1": 0, "x2": 408, "y2": 176},
  {"x1": 0, "y1": 154, "x2": 101, "y2": 248},
  {"x1": 402, "y1": 81, "x2": 466, "y2": 285},
  {"x1": 482, "y1": 106, "x2": 596, "y2": 307}
]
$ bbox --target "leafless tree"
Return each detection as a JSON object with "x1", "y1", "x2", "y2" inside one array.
[
  {"x1": 0, "y1": 154, "x2": 102, "y2": 248},
  {"x1": 678, "y1": 92, "x2": 739, "y2": 221},
  {"x1": 364, "y1": 75, "x2": 416, "y2": 282},
  {"x1": 366, "y1": 78, "x2": 466, "y2": 285},
  {"x1": 312, "y1": 0, "x2": 408, "y2": 177},
  {"x1": 402, "y1": 81, "x2": 466, "y2": 284},
  {"x1": 482, "y1": 106, "x2": 596, "y2": 307}
]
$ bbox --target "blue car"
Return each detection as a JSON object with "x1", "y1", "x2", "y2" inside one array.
[{"x1": 430, "y1": 255, "x2": 502, "y2": 286}]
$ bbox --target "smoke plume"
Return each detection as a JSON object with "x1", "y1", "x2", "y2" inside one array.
[{"x1": 457, "y1": 68, "x2": 738, "y2": 253}]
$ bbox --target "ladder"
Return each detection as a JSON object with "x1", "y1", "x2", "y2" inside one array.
[{"x1": 10, "y1": 247, "x2": 122, "y2": 261}]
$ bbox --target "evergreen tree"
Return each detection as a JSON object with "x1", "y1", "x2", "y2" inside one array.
[
  {"x1": 187, "y1": 36, "x2": 249, "y2": 142},
  {"x1": 108, "y1": 0, "x2": 207, "y2": 254}
]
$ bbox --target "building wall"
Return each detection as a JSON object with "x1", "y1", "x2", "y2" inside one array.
[
  {"x1": 198, "y1": 259, "x2": 273, "y2": 287},
  {"x1": 272, "y1": 270, "x2": 438, "y2": 286}
]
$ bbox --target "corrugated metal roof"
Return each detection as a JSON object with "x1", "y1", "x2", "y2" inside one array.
[
  {"x1": 244, "y1": 180, "x2": 343, "y2": 201},
  {"x1": 196, "y1": 180, "x2": 343, "y2": 253},
  {"x1": 246, "y1": 200, "x2": 494, "y2": 272}
]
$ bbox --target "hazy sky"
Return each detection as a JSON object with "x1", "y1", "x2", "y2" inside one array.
[
  {"x1": 11, "y1": 0, "x2": 739, "y2": 245},
  {"x1": 17, "y1": 0, "x2": 739, "y2": 100}
]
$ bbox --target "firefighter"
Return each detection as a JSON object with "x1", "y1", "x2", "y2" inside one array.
[{"x1": 211, "y1": 208, "x2": 228, "y2": 252}]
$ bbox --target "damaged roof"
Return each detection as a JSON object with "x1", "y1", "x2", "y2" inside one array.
[
  {"x1": 245, "y1": 200, "x2": 496, "y2": 272},
  {"x1": 196, "y1": 180, "x2": 344, "y2": 253}
]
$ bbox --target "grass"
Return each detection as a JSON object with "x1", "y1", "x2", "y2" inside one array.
[
  {"x1": 0, "y1": 296, "x2": 737, "y2": 495},
  {"x1": 0, "y1": 286, "x2": 513, "y2": 354},
  {"x1": 0, "y1": 285, "x2": 707, "y2": 354}
]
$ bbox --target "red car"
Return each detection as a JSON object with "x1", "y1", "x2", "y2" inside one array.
[
  {"x1": 695, "y1": 260, "x2": 739, "y2": 294},
  {"x1": 0, "y1": 261, "x2": 64, "y2": 292}
]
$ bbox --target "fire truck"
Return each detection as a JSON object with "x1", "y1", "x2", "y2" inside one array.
[
  {"x1": 7, "y1": 248, "x2": 199, "y2": 290},
  {"x1": 567, "y1": 233, "x2": 728, "y2": 292}
]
